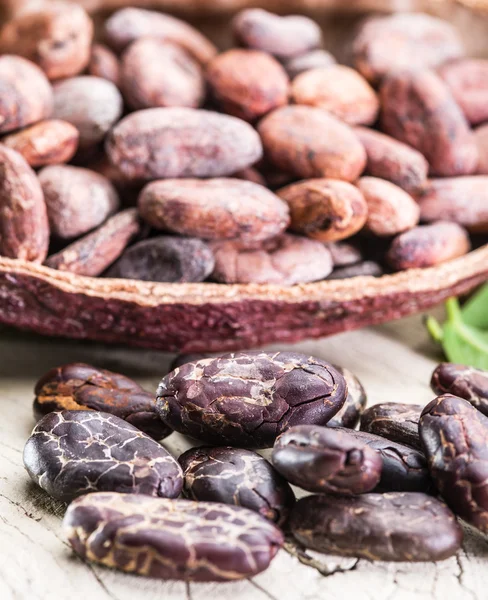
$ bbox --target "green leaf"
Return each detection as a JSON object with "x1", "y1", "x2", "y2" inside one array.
[{"x1": 461, "y1": 283, "x2": 488, "y2": 329}]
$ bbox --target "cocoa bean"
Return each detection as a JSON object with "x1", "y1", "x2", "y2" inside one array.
[
  {"x1": 284, "y1": 50, "x2": 336, "y2": 79},
  {"x1": 328, "y1": 366, "x2": 367, "y2": 429},
  {"x1": 326, "y1": 242, "x2": 363, "y2": 268},
  {"x1": 87, "y1": 44, "x2": 121, "y2": 87},
  {"x1": 326, "y1": 261, "x2": 383, "y2": 280},
  {"x1": 475, "y1": 123, "x2": 488, "y2": 174}
]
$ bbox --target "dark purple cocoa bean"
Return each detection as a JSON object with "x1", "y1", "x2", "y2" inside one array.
[
  {"x1": 272, "y1": 425, "x2": 382, "y2": 495},
  {"x1": 290, "y1": 492, "x2": 462, "y2": 561},
  {"x1": 431, "y1": 363, "x2": 488, "y2": 417},
  {"x1": 360, "y1": 403, "x2": 423, "y2": 450},
  {"x1": 63, "y1": 492, "x2": 283, "y2": 581},
  {"x1": 23, "y1": 410, "x2": 183, "y2": 502},
  {"x1": 87, "y1": 44, "x2": 121, "y2": 87},
  {"x1": 179, "y1": 446, "x2": 295, "y2": 525},
  {"x1": 326, "y1": 261, "x2": 384, "y2": 280},
  {"x1": 326, "y1": 242, "x2": 363, "y2": 268},
  {"x1": 33, "y1": 362, "x2": 170, "y2": 440},
  {"x1": 156, "y1": 352, "x2": 347, "y2": 448},
  {"x1": 328, "y1": 366, "x2": 367, "y2": 429},
  {"x1": 284, "y1": 49, "x2": 336, "y2": 79}
]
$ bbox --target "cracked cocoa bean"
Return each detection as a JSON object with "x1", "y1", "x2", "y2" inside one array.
[
  {"x1": 284, "y1": 49, "x2": 336, "y2": 79},
  {"x1": 420, "y1": 394, "x2": 488, "y2": 532},
  {"x1": 360, "y1": 403, "x2": 423, "y2": 450},
  {"x1": 33, "y1": 362, "x2": 169, "y2": 439},
  {"x1": 23, "y1": 410, "x2": 183, "y2": 502},
  {"x1": 156, "y1": 352, "x2": 347, "y2": 448},
  {"x1": 328, "y1": 366, "x2": 367, "y2": 429},
  {"x1": 64, "y1": 492, "x2": 283, "y2": 581},
  {"x1": 290, "y1": 492, "x2": 462, "y2": 561},
  {"x1": 179, "y1": 446, "x2": 295, "y2": 525},
  {"x1": 272, "y1": 425, "x2": 382, "y2": 495},
  {"x1": 326, "y1": 261, "x2": 383, "y2": 280},
  {"x1": 87, "y1": 44, "x2": 121, "y2": 87},
  {"x1": 431, "y1": 363, "x2": 488, "y2": 417}
]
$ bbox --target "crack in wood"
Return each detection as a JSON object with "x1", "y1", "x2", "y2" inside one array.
[
  {"x1": 283, "y1": 538, "x2": 359, "y2": 577},
  {"x1": 248, "y1": 579, "x2": 279, "y2": 600},
  {"x1": 0, "y1": 492, "x2": 42, "y2": 521}
]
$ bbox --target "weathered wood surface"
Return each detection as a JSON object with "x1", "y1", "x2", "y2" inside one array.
[{"x1": 1, "y1": 314, "x2": 488, "y2": 600}]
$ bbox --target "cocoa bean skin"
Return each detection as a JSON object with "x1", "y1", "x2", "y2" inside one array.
[
  {"x1": 258, "y1": 106, "x2": 366, "y2": 182},
  {"x1": 284, "y1": 49, "x2": 336, "y2": 79},
  {"x1": 106, "y1": 107, "x2": 263, "y2": 181},
  {"x1": 387, "y1": 222, "x2": 471, "y2": 271},
  {"x1": 354, "y1": 127, "x2": 429, "y2": 194},
  {"x1": 0, "y1": 55, "x2": 53, "y2": 134},
  {"x1": 0, "y1": 2, "x2": 94, "y2": 80},
  {"x1": 272, "y1": 425, "x2": 382, "y2": 495},
  {"x1": 417, "y1": 177, "x2": 488, "y2": 233},
  {"x1": 290, "y1": 492, "x2": 462, "y2": 561},
  {"x1": 170, "y1": 354, "x2": 215, "y2": 372},
  {"x1": 328, "y1": 366, "x2": 367, "y2": 429},
  {"x1": 326, "y1": 242, "x2": 362, "y2": 268},
  {"x1": 156, "y1": 352, "x2": 347, "y2": 448},
  {"x1": 292, "y1": 65, "x2": 379, "y2": 126},
  {"x1": 0, "y1": 145, "x2": 49, "y2": 263},
  {"x1": 23, "y1": 410, "x2": 183, "y2": 502},
  {"x1": 475, "y1": 123, "x2": 488, "y2": 174},
  {"x1": 232, "y1": 9, "x2": 322, "y2": 60},
  {"x1": 210, "y1": 234, "x2": 333, "y2": 285},
  {"x1": 138, "y1": 178, "x2": 289, "y2": 243},
  {"x1": 357, "y1": 177, "x2": 420, "y2": 237},
  {"x1": 2, "y1": 120, "x2": 79, "y2": 167},
  {"x1": 179, "y1": 446, "x2": 295, "y2": 525},
  {"x1": 420, "y1": 394, "x2": 488, "y2": 533},
  {"x1": 106, "y1": 236, "x2": 214, "y2": 284},
  {"x1": 360, "y1": 403, "x2": 423, "y2": 450},
  {"x1": 277, "y1": 178, "x2": 368, "y2": 242},
  {"x1": 87, "y1": 44, "x2": 121, "y2": 87},
  {"x1": 207, "y1": 49, "x2": 289, "y2": 122},
  {"x1": 33, "y1": 362, "x2": 170, "y2": 440},
  {"x1": 39, "y1": 165, "x2": 120, "y2": 240},
  {"x1": 326, "y1": 261, "x2": 383, "y2": 280},
  {"x1": 121, "y1": 39, "x2": 205, "y2": 110},
  {"x1": 380, "y1": 70, "x2": 478, "y2": 177},
  {"x1": 431, "y1": 364, "x2": 488, "y2": 417},
  {"x1": 63, "y1": 492, "x2": 283, "y2": 581},
  {"x1": 45, "y1": 208, "x2": 140, "y2": 277},
  {"x1": 353, "y1": 13, "x2": 464, "y2": 84}
]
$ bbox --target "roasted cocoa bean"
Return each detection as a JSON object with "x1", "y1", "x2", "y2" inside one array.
[
  {"x1": 156, "y1": 352, "x2": 347, "y2": 448},
  {"x1": 277, "y1": 178, "x2": 368, "y2": 242},
  {"x1": 39, "y1": 165, "x2": 120, "y2": 240},
  {"x1": 326, "y1": 261, "x2": 384, "y2": 280},
  {"x1": 258, "y1": 106, "x2": 366, "y2": 182},
  {"x1": 63, "y1": 492, "x2": 283, "y2": 581},
  {"x1": 106, "y1": 236, "x2": 214, "y2": 283},
  {"x1": 284, "y1": 49, "x2": 336, "y2": 79},
  {"x1": 328, "y1": 366, "x2": 367, "y2": 429},
  {"x1": 420, "y1": 394, "x2": 488, "y2": 533},
  {"x1": 380, "y1": 70, "x2": 478, "y2": 177},
  {"x1": 290, "y1": 492, "x2": 462, "y2": 561},
  {"x1": 87, "y1": 44, "x2": 121, "y2": 87},
  {"x1": 326, "y1": 242, "x2": 363, "y2": 268},
  {"x1": 121, "y1": 39, "x2": 205, "y2": 110},
  {"x1": 475, "y1": 123, "x2": 488, "y2": 174},
  {"x1": 207, "y1": 49, "x2": 289, "y2": 122},
  {"x1": 432, "y1": 364, "x2": 488, "y2": 417},
  {"x1": 106, "y1": 107, "x2": 263, "y2": 181},
  {"x1": 33, "y1": 362, "x2": 170, "y2": 439},
  {"x1": 0, "y1": 145, "x2": 49, "y2": 262},
  {"x1": 179, "y1": 446, "x2": 295, "y2": 525},
  {"x1": 387, "y1": 222, "x2": 471, "y2": 271},
  {"x1": 272, "y1": 425, "x2": 382, "y2": 494},
  {"x1": 360, "y1": 403, "x2": 423, "y2": 450},
  {"x1": 23, "y1": 410, "x2": 183, "y2": 501}
]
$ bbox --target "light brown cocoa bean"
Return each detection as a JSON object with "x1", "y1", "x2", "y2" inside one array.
[
  {"x1": 438, "y1": 59, "x2": 488, "y2": 125},
  {"x1": 475, "y1": 123, "x2": 488, "y2": 175},
  {"x1": 87, "y1": 44, "x2": 121, "y2": 87},
  {"x1": 357, "y1": 177, "x2": 420, "y2": 237},
  {"x1": 0, "y1": 145, "x2": 49, "y2": 262},
  {"x1": 138, "y1": 178, "x2": 289, "y2": 243},
  {"x1": 277, "y1": 179, "x2": 367, "y2": 242},
  {"x1": 39, "y1": 165, "x2": 120, "y2": 239},
  {"x1": 326, "y1": 242, "x2": 362, "y2": 268},
  {"x1": 387, "y1": 222, "x2": 471, "y2": 271},
  {"x1": 284, "y1": 50, "x2": 336, "y2": 79},
  {"x1": 258, "y1": 106, "x2": 366, "y2": 182},
  {"x1": 380, "y1": 70, "x2": 478, "y2": 177},
  {"x1": 207, "y1": 49, "x2": 289, "y2": 122},
  {"x1": 292, "y1": 66, "x2": 379, "y2": 126}
]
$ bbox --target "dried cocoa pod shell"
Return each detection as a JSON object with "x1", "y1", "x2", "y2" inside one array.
[
  {"x1": 0, "y1": 145, "x2": 49, "y2": 263},
  {"x1": 106, "y1": 107, "x2": 263, "y2": 181},
  {"x1": 284, "y1": 49, "x2": 336, "y2": 79},
  {"x1": 107, "y1": 236, "x2": 215, "y2": 283},
  {"x1": 277, "y1": 178, "x2": 368, "y2": 242},
  {"x1": 387, "y1": 222, "x2": 471, "y2": 271},
  {"x1": 417, "y1": 177, "x2": 488, "y2": 233},
  {"x1": 138, "y1": 178, "x2": 289, "y2": 243},
  {"x1": 431, "y1": 363, "x2": 488, "y2": 417},
  {"x1": 475, "y1": 123, "x2": 488, "y2": 174},
  {"x1": 326, "y1": 261, "x2": 383, "y2": 280},
  {"x1": 210, "y1": 234, "x2": 333, "y2": 285},
  {"x1": 360, "y1": 402, "x2": 423, "y2": 450},
  {"x1": 33, "y1": 362, "x2": 170, "y2": 440},
  {"x1": 328, "y1": 366, "x2": 367, "y2": 429},
  {"x1": 45, "y1": 209, "x2": 140, "y2": 277},
  {"x1": 380, "y1": 70, "x2": 478, "y2": 177},
  {"x1": 292, "y1": 65, "x2": 379, "y2": 126},
  {"x1": 0, "y1": 55, "x2": 53, "y2": 135},
  {"x1": 354, "y1": 127, "x2": 429, "y2": 194},
  {"x1": 121, "y1": 39, "x2": 205, "y2": 110},
  {"x1": 0, "y1": 1, "x2": 94, "y2": 80},
  {"x1": 357, "y1": 177, "x2": 420, "y2": 237},
  {"x1": 353, "y1": 13, "x2": 465, "y2": 84},
  {"x1": 259, "y1": 106, "x2": 366, "y2": 182},
  {"x1": 87, "y1": 44, "x2": 121, "y2": 87},
  {"x1": 2, "y1": 119, "x2": 79, "y2": 168},
  {"x1": 232, "y1": 9, "x2": 322, "y2": 59},
  {"x1": 104, "y1": 7, "x2": 217, "y2": 63}
]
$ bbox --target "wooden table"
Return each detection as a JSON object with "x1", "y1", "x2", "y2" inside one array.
[{"x1": 2, "y1": 313, "x2": 487, "y2": 600}]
